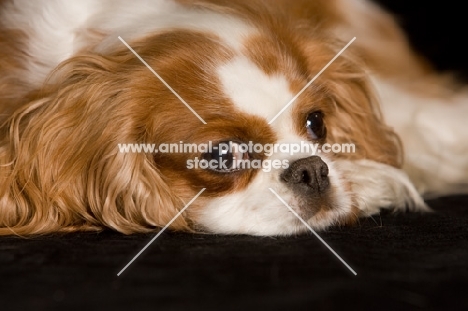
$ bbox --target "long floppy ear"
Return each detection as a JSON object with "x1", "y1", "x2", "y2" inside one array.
[{"x1": 0, "y1": 54, "x2": 190, "y2": 236}]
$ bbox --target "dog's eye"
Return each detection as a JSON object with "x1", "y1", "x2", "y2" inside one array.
[
  {"x1": 306, "y1": 111, "x2": 326, "y2": 140},
  {"x1": 202, "y1": 141, "x2": 249, "y2": 173}
]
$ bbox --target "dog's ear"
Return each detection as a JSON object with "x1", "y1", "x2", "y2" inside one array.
[{"x1": 0, "y1": 54, "x2": 190, "y2": 236}]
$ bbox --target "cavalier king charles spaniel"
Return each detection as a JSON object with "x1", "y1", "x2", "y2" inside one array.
[{"x1": 1, "y1": 0, "x2": 467, "y2": 236}]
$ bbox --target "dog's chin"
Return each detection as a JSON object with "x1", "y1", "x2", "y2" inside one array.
[
  {"x1": 192, "y1": 184, "x2": 347, "y2": 236},
  {"x1": 190, "y1": 156, "x2": 428, "y2": 236},
  {"x1": 188, "y1": 157, "x2": 337, "y2": 236}
]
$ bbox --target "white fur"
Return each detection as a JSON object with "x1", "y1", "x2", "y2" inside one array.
[
  {"x1": 373, "y1": 77, "x2": 468, "y2": 197},
  {"x1": 1, "y1": 0, "x2": 100, "y2": 87},
  {"x1": 217, "y1": 56, "x2": 295, "y2": 122},
  {"x1": 336, "y1": 159, "x2": 429, "y2": 213},
  {"x1": 94, "y1": 0, "x2": 255, "y2": 54},
  {"x1": 2, "y1": 0, "x2": 255, "y2": 89}
]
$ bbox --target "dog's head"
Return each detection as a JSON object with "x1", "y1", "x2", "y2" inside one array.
[{"x1": 0, "y1": 2, "x2": 426, "y2": 235}]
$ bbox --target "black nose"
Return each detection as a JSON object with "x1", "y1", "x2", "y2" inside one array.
[{"x1": 280, "y1": 156, "x2": 330, "y2": 194}]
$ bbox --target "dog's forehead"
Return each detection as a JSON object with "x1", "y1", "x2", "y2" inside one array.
[
  {"x1": 217, "y1": 55, "x2": 296, "y2": 123},
  {"x1": 215, "y1": 54, "x2": 309, "y2": 144},
  {"x1": 124, "y1": 14, "x2": 316, "y2": 141}
]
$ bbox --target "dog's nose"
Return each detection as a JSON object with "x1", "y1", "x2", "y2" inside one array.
[{"x1": 280, "y1": 156, "x2": 330, "y2": 194}]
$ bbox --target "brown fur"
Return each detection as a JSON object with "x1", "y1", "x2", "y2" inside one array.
[
  {"x1": 0, "y1": 0, "x2": 427, "y2": 235},
  {"x1": 0, "y1": 8, "x2": 30, "y2": 122},
  {"x1": 0, "y1": 30, "x2": 232, "y2": 235}
]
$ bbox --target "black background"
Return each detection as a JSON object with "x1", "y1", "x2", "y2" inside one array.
[{"x1": 1, "y1": 1, "x2": 468, "y2": 310}]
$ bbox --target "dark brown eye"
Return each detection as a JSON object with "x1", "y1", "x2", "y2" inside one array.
[{"x1": 306, "y1": 111, "x2": 326, "y2": 140}]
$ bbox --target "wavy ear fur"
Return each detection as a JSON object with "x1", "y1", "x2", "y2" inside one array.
[{"x1": 0, "y1": 53, "x2": 190, "y2": 236}]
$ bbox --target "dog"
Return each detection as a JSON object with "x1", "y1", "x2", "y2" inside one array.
[{"x1": 1, "y1": 0, "x2": 467, "y2": 236}]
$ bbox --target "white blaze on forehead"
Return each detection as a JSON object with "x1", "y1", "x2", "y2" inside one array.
[
  {"x1": 217, "y1": 56, "x2": 297, "y2": 128},
  {"x1": 217, "y1": 57, "x2": 336, "y2": 164}
]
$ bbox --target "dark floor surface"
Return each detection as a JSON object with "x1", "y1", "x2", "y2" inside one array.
[{"x1": 1, "y1": 196, "x2": 467, "y2": 310}]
